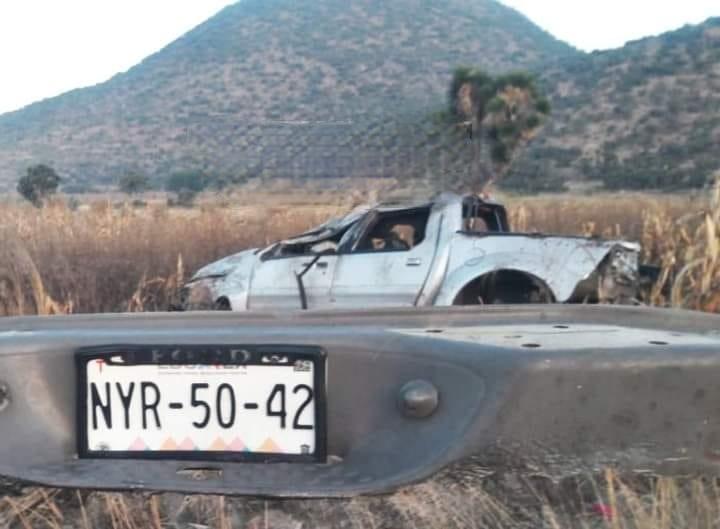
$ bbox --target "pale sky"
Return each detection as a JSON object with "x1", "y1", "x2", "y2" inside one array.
[
  {"x1": 0, "y1": 1, "x2": 718, "y2": 115},
  {"x1": 500, "y1": 0, "x2": 720, "y2": 52},
  {"x1": 0, "y1": 1, "x2": 235, "y2": 114}
]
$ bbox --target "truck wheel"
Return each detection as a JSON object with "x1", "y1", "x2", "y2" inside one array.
[
  {"x1": 214, "y1": 297, "x2": 232, "y2": 311},
  {"x1": 487, "y1": 281, "x2": 551, "y2": 304},
  {"x1": 453, "y1": 271, "x2": 554, "y2": 305}
]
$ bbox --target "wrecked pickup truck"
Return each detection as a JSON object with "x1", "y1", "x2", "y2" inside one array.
[{"x1": 180, "y1": 193, "x2": 647, "y2": 311}]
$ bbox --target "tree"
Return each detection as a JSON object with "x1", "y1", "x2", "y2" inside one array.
[
  {"x1": 165, "y1": 171, "x2": 207, "y2": 207},
  {"x1": 17, "y1": 164, "x2": 61, "y2": 207},
  {"x1": 166, "y1": 171, "x2": 207, "y2": 194},
  {"x1": 118, "y1": 173, "x2": 150, "y2": 195},
  {"x1": 447, "y1": 67, "x2": 551, "y2": 191}
]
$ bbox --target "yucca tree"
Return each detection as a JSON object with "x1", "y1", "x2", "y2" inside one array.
[{"x1": 448, "y1": 67, "x2": 550, "y2": 191}]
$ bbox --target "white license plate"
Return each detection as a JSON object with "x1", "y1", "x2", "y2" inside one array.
[{"x1": 76, "y1": 345, "x2": 326, "y2": 462}]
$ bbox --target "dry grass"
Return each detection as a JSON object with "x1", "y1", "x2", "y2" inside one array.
[
  {"x1": 1, "y1": 183, "x2": 720, "y2": 528},
  {"x1": 1, "y1": 182, "x2": 719, "y2": 316},
  {"x1": 3, "y1": 472, "x2": 720, "y2": 528},
  {"x1": 508, "y1": 184, "x2": 720, "y2": 311},
  {"x1": 0, "y1": 197, "x2": 344, "y2": 315}
]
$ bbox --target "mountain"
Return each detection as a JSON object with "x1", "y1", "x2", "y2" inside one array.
[
  {"x1": 0, "y1": 0, "x2": 576, "y2": 191},
  {"x1": 511, "y1": 18, "x2": 720, "y2": 191},
  {"x1": 0, "y1": 1, "x2": 718, "y2": 193}
]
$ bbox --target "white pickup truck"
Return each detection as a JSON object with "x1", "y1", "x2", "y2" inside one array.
[{"x1": 179, "y1": 193, "x2": 646, "y2": 311}]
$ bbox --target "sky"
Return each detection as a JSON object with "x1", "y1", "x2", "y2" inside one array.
[
  {"x1": 0, "y1": 1, "x2": 235, "y2": 115},
  {"x1": 0, "y1": 1, "x2": 719, "y2": 115},
  {"x1": 500, "y1": 0, "x2": 720, "y2": 52}
]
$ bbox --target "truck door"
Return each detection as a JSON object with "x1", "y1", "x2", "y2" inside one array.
[
  {"x1": 248, "y1": 254, "x2": 338, "y2": 310},
  {"x1": 330, "y1": 207, "x2": 437, "y2": 308},
  {"x1": 248, "y1": 213, "x2": 367, "y2": 310}
]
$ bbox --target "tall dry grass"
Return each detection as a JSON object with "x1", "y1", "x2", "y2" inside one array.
[
  {"x1": 3, "y1": 471, "x2": 720, "y2": 529},
  {"x1": 0, "y1": 200, "x2": 344, "y2": 315},
  {"x1": 2, "y1": 184, "x2": 719, "y2": 316},
  {"x1": 508, "y1": 185, "x2": 720, "y2": 312},
  {"x1": 0, "y1": 182, "x2": 720, "y2": 529},
  {"x1": 1, "y1": 186, "x2": 720, "y2": 528}
]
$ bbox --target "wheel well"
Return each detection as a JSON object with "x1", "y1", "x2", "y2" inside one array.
[
  {"x1": 452, "y1": 270, "x2": 555, "y2": 305},
  {"x1": 214, "y1": 296, "x2": 232, "y2": 311}
]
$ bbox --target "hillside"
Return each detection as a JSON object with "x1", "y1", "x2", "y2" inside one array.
[
  {"x1": 0, "y1": 2, "x2": 718, "y2": 193},
  {"x1": 510, "y1": 18, "x2": 720, "y2": 191},
  {"x1": 0, "y1": 0, "x2": 576, "y2": 191}
]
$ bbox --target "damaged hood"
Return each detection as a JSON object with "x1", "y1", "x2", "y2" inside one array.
[
  {"x1": 190, "y1": 249, "x2": 258, "y2": 280},
  {"x1": 187, "y1": 206, "x2": 369, "y2": 282}
]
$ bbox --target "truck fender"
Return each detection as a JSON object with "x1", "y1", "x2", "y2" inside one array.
[{"x1": 433, "y1": 251, "x2": 606, "y2": 305}]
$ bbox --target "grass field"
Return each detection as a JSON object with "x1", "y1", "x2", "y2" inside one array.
[
  {"x1": 3, "y1": 451, "x2": 720, "y2": 528},
  {"x1": 1, "y1": 181, "x2": 719, "y2": 316},
  {"x1": 1, "y1": 181, "x2": 720, "y2": 528}
]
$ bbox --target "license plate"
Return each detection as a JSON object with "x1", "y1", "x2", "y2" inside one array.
[{"x1": 76, "y1": 345, "x2": 326, "y2": 462}]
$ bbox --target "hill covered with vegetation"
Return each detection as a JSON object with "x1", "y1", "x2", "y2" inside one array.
[
  {"x1": 511, "y1": 17, "x2": 720, "y2": 191},
  {"x1": 0, "y1": 0, "x2": 718, "y2": 192},
  {"x1": 0, "y1": 0, "x2": 576, "y2": 191}
]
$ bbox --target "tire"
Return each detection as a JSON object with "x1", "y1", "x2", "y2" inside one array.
[
  {"x1": 213, "y1": 297, "x2": 232, "y2": 311},
  {"x1": 453, "y1": 271, "x2": 555, "y2": 305},
  {"x1": 489, "y1": 281, "x2": 551, "y2": 304}
]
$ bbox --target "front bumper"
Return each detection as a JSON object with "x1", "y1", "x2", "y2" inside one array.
[
  {"x1": 1, "y1": 305, "x2": 720, "y2": 497},
  {"x1": 175, "y1": 278, "x2": 221, "y2": 311}
]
